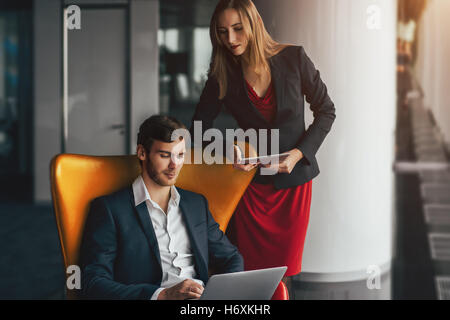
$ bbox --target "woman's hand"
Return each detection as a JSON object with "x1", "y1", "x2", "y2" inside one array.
[
  {"x1": 232, "y1": 145, "x2": 259, "y2": 172},
  {"x1": 260, "y1": 148, "x2": 303, "y2": 174}
]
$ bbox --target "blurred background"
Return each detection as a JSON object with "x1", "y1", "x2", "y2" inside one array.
[{"x1": 0, "y1": 0, "x2": 449, "y2": 299}]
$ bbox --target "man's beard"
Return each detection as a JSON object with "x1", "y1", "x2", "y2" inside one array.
[{"x1": 146, "y1": 160, "x2": 176, "y2": 187}]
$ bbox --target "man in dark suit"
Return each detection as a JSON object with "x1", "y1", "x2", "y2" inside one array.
[{"x1": 79, "y1": 115, "x2": 244, "y2": 300}]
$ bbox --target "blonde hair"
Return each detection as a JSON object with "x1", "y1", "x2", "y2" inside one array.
[{"x1": 209, "y1": 0, "x2": 290, "y2": 99}]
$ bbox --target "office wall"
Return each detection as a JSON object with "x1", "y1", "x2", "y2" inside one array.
[
  {"x1": 33, "y1": 0, "x2": 62, "y2": 203},
  {"x1": 130, "y1": 0, "x2": 159, "y2": 150},
  {"x1": 415, "y1": 0, "x2": 450, "y2": 149},
  {"x1": 255, "y1": 0, "x2": 397, "y2": 280},
  {"x1": 33, "y1": 0, "x2": 159, "y2": 203}
]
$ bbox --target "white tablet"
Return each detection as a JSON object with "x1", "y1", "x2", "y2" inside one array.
[{"x1": 237, "y1": 153, "x2": 290, "y2": 165}]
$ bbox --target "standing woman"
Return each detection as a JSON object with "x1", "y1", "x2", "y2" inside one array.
[{"x1": 189, "y1": 0, "x2": 336, "y2": 294}]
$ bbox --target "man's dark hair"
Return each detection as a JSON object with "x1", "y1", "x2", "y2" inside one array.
[{"x1": 137, "y1": 115, "x2": 186, "y2": 153}]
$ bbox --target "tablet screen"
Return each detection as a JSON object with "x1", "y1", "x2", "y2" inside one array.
[{"x1": 238, "y1": 152, "x2": 290, "y2": 165}]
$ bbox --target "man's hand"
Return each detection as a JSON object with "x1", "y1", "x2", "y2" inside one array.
[
  {"x1": 260, "y1": 148, "x2": 303, "y2": 174},
  {"x1": 157, "y1": 279, "x2": 204, "y2": 300}
]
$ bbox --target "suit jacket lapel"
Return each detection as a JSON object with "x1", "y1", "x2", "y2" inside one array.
[
  {"x1": 178, "y1": 190, "x2": 208, "y2": 281},
  {"x1": 129, "y1": 188, "x2": 162, "y2": 267},
  {"x1": 130, "y1": 187, "x2": 208, "y2": 282},
  {"x1": 269, "y1": 56, "x2": 285, "y2": 126}
]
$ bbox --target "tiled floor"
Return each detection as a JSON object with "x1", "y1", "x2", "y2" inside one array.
[
  {"x1": 0, "y1": 203, "x2": 65, "y2": 299},
  {"x1": 398, "y1": 74, "x2": 450, "y2": 300}
]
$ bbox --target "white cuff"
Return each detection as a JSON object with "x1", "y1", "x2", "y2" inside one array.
[{"x1": 150, "y1": 287, "x2": 165, "y2": 300}]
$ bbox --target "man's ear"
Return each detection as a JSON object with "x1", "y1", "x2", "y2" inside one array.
[{"x1": 137, "y1": 144, "x2": 147, "y2": 161}]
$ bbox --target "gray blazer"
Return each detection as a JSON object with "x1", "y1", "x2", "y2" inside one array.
[{"x1": 190, "y1": 45, "x2": 336, "y2": 189}]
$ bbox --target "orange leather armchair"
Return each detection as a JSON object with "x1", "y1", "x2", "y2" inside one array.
[{"x1": 50, "y1": 147, "x2": 288, "y2": 300}]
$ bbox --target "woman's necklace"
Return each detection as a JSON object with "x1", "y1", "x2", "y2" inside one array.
[{"x1": 244, "y1": 67, "x2": 271, "y2": 98}]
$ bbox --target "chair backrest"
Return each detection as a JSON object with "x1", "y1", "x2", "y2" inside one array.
[{"x1": 50, "y1": 146, "x2": 256, "y2": 299}]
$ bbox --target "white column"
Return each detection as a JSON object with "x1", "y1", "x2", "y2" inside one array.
[
  {"x1": 255, "y1": 0, "x2": 397, "y2": 281},
  {"x1": 416, "y1": 0, "x2": 450, "y2": 149}
]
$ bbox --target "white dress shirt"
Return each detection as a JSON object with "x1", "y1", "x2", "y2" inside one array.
[{"x1": 132, "y1": 175, "x2": 204, "y2": 300}]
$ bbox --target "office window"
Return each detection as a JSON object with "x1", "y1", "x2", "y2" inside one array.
[{"x1": 0, "y1": 3, "x2": 33, "y2": 201}]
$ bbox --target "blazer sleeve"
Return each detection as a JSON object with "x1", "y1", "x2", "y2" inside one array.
[
  {"x1": 190, "y1": 75, "x2": 222, "y2": 138},
  {"x1": 202, "y1": 195, "x2": 244, "y2": 274},
  {"x1": 79, "y1": 197, "x2": 160, "y2": 300},
  {"x1": 189, "y1": 76, "x2": 234, "y2": 160},
  {"x1": 296, "y1": 46, "x2": 336, "y2": 164}
]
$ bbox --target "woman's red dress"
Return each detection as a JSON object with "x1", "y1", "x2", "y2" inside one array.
[{"x1": 227, "y1": 79, "x2": 313, "y2": 276}]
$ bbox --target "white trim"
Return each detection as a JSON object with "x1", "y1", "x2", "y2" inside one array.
[
  {"x1": 294, "y1": 261, "x2": 391, "y2": 283},
  {"x1": 394, "y1": 161, "x2": 449, "y2": 172}
]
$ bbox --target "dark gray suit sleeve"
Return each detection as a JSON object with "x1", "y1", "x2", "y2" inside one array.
[
  {"x1": 79, "y1": 197, "x2": 159, "y2": 299},
  {"x1": 296, "y1": 46, "x2": 336, "y2": 164},
  {"x1": 202, "y1": 195, "x2": 244, "y2": 274},
  {"x1": 190, "y1": 76, "x2": 223, "y2": 139},
  {"x1": 189, "y1": 76, "x2": 235, "y2": 160}
]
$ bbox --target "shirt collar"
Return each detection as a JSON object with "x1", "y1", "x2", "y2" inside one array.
[{"x1": 132, "y1": 175, "x2": 180, "y2": 207}]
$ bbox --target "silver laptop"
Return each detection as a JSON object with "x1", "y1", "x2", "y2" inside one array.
[{"x1": 199, "y1": 266, "x2": 287, "y2": 300}]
